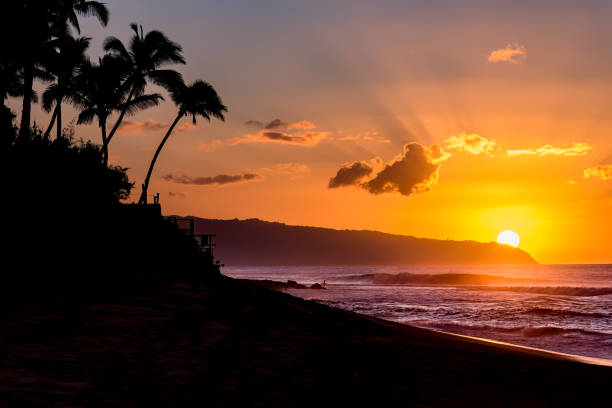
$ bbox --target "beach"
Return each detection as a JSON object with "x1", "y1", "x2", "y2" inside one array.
[
  {"x1": 227, "y1": 264, "x2": 612, "y2": 361},
  {"x1": 2, "y1": 273, "x2": 610, "y2": 407}
]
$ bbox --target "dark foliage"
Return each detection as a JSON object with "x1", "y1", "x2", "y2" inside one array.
[{"x1": 1, "y1": 111, "x2": 216, "y2": 305}]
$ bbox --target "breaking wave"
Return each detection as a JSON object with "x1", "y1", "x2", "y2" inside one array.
[
  {"x1": 343, "y1": 272, "x2": 531, "y2": 285},
  {"x1": 524, "y1": 307, "x2": 610, "y2": 318},
  {"x1": 421, "y1": 322, "x2": 610, "y2": 338},
  {"x1": 481, "y1": 286, "x2": 612, "y2": 297}
]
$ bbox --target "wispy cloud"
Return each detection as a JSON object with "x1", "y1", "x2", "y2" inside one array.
[
  {"x1": 117, "y1": 120, "x2": 196, "y2": 135},
  {"x1": 338, "y1": 131, "x2": 391, "y2": 143},
  {"x1": 507, "y1": 142, "x2": 592, "y2": 157},
  {"x1": 488, "y1": 43, "x2": 527, "y2": 64},
  {"x1": 168, "y1": 191, "x2": 186, "y2": 198},
  {"x1": 262, "y1": 163, "x2": 311, "y2": 179},
  {"x1": 198, "y1": 119, "x2": 329, "y2": 151},
  {"x1": 163, "y1": 173, "x2": 264, "y2": 186},
  {"x1": 445, "y1": 132, "x2": 497, "y2": 155},
  {"x1": 583, "y1": 164, "x2": 612, "y2": 180},
  {"x1": 118, "y1": 120, "x2": 166, "y2": 134}
]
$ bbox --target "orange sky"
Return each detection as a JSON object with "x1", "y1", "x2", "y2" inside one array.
[{"x1": 11, "y1": 0, "x2": 612, "y2": 263}]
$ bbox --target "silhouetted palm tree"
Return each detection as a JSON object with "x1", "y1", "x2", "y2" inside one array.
[
  {"x1": 0, "y1": 62, "x2": 25, "y2": 112},
  {"x1": 139, "y1": 80, "x2": 227, "y2": 204},
  {"x1": 103, "y1": 23, "x2": 185, "y2": 151},
  {"x1": 56, "y1": 0, "x2": 109, "y2": 34},
  {"x1": 8, "y1": 0, "x2": 108, "y2": 138},
  {"x1": 70, "y1": 56, "x2": 163, "y2": 165},
  {"x1": 43, "y1": 35, "x2": 91, "y2": 140}
]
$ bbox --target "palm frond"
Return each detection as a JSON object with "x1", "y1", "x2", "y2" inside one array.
[
  {"x1": 103, "y1": 37, "x2": 131, "y2": 61},
  {"x1": 77, "y1": 108, "x2": 96, "y2": 125},
  {"x1": 147, "y1": 69, "x2": 183, "y2": 91},
  {"x1": 74, "y1": 1, "x2": 109, "y2": 26},
  {"x1": 121, "y1": 93, "x2": 164, "y2": 115},
  {"x1": 42, "y1": 84, "x2": 61, "y2": 112}
]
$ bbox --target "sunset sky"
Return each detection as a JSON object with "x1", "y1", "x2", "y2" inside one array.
[{"x1": 12, "y1": 0, "x2": 612, "y2": 263}]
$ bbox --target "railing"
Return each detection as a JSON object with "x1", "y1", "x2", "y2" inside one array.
[{"x1": 165, "y1": 216, "x2": 219, "y2": 264}]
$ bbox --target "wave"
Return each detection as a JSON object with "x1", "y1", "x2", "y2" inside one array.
[
  {"x1": 342, "y1": 272, "x2": 531, "y2": 285},
  {"x1": 481, "y1": 286, "x2": 612, "y2": 297},
  {"x1": 524, "y1": 307, "x2": 610, "y2": 318},
  {"x1": 421, "y1": 322, "x2": 610, "y2": 338}
]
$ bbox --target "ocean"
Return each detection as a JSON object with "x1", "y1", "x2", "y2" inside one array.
[{"x1": 224, "y1": 264, "x2": 612, "y2": 361}]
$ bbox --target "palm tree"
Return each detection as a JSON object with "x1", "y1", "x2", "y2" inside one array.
[
  {"x1": 42, "y1": 35, "x2": 90, "y2": 140},
  {"x1": 56, "y1": 0, "x2": 109, "y2": 34},
  {"x1": 9, "y1": 0, "x2": 108, "y2": 138},
  {"x1": 0, "y1": 61, "x2": 24, "y2": 112},
  {"x1": 70, "y1": 56, "x2": 163, "y2": 165},
  {"x1": 102, "y1": 23, "x2": 185, "y2": 152},
  {"x1": 139, "y1": 80, "x2": 227, "y2": 204}
]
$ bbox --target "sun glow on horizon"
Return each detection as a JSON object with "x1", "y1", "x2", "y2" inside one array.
[{"x1": 497, "y1": 230, "x2": 520, "y2": 248}]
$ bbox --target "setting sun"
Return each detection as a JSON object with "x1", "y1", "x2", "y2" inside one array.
[{"x1": 497, "y1": 230, "x2": 520, "y2": 248}]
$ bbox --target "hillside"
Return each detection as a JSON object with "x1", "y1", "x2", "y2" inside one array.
[{"x1": 188, "y1": 218, "x2": 537, "y2": 266}]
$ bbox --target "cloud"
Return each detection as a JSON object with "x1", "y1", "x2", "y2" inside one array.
[
  {"x1": 245, "y1": 119, "x2": 316, "y2": 130},
  {"x1": 583, "y1": 164, "x2": 612, "y2": 180},
  {"x1": 507, "y1": 142, "x2": 592, "y2": 157},
  {"x1": 328, "y1": 158, "x2": 382, "y2": 188},
  {"x1": 338, "y1": 131, "x2": 391, "y2": 143},
  {"x1": 245, "y1": 120, "x2": 265, "y2": 128},
  {"x1": 445, "y1": 132, "x2": 497, "y2": 155},
  {"x1": 117, "y1": 120, "x2": 166, "y2": 135},
  {"x1": 262, "y1": 163, "x2": 311, "y2": 179},
  {"x1": 163, "y1": 173, "x2": 264, "y2": 186},
  {"x1": 168, "y1": 191, "x2": 186, "y2": 198},
  {"x1": 117, "y1": 120, "x2": 197, "y2": 135},
  {"x1": 362, "y1": 144, "x2": 450, "y2": 195},
  {"x1": 329, "y1": 144, "x2": 450, "y2": 196},
  {"x1": 488, "y1": 43, "x2": 527, "y2": 64},
  {"x1": 286, "y1": 120, "x2": 316, "y2": 130},
  {"x1": 175, "y1": 123, "x2": 197, "y2": 134},
  {"x1": 198, "y1": 119, "x2": 329, "y2": 151}
]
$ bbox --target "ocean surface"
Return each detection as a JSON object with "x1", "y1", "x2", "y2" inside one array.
[{"x1": 223, "y1": 264, "x2": 612, "y2": 361}]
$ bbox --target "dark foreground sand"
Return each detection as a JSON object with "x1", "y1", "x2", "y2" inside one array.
[{"x1": 1, "y1": 274, "x2": 610, "y2": 407}]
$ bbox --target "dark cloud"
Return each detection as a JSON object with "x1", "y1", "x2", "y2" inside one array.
[
  {"x1": 244, "y1": 120, "x2": 264, "y2": 128},
  {"x1": 244, "y1": 119, "x2": 286, "y2": 129},
  {"x1": 168, "y1": 191, "x2": 186, "y2": 198},
  {"x1": 328, "y1": 161, "x2": 375, "y2": 188},
  {"x1": 362, "y1": 143, "x2": 448, "y2": 195},
  {"x1": 263, "y1": 132, "x2": 304, "y2": 143},
  {"x1": 328, "y1": 143, "x2": 450, "y2": 196},
  {"x1": 163, "y1": 173, "x2": 263, "y2": 186},
  {"x1": 264, "y1": 119, "x2": 286, "y2": 129}
]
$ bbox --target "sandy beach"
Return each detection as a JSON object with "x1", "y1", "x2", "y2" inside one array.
[{"x1": 2, "y1": 273, "x2": 610, "y2": 407}]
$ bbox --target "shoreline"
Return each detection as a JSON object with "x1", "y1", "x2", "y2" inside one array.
[
  {"x1": 248, "y1": 276, "x2": 612, "y2": 364},
  {"x1": 427, "y1": 328, "x2": 612, "y2": 367},
  {"x1": 2, "y1": 274, "x2": 610, "y2": 406}
]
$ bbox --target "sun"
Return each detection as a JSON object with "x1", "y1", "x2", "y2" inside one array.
[{"x1": 497, "y1": 230, "x2": 520, "y2": 248}]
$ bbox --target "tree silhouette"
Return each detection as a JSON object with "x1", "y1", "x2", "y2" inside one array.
[
  {"x1": 102, "y1": 23, "x2": 185, "y2": 157},
  {"x1": 69, "y1": 56, "x2": 163, "y2": 166},
  {"x1": 139, "y1": 80, "x2": 227, "y2": 204},
  {"x1": 43, "y1": 34, "x2": 91, "y2": 140},
  {"x1": 0, "y1": 61, "x2": 25, "y2": 113},
  {"x1": 5, "y1": 1, "x2": 108, "y2": 139}
]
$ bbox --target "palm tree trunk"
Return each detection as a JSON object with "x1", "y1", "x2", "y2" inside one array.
[
  {"x1": 106, "y1": 85, "x2": 136, "y2": 146},
  {"x1": 139, "y1": 111, "x2": 184, "y2": 204},
  {"x1": 56, "y1": 102, "x2": 62, "y2": 140},
  {"x1": 19, "y1": 63, "x2": 34, "y2": 139},
  {"x1": 43, "y1": 105, "x2": 58, "y2": 140},
  {"x1": 100, "y1": 118, "x2": 109, "y2": 166}
]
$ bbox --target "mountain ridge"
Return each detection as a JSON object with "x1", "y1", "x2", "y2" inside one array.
[{"x1": 180, "y1": 217, "x2": 537, "y2": 266}]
